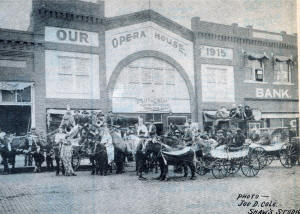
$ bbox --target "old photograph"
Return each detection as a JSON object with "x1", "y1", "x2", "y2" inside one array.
[{"x1": 0, "y1": 0, "x2": 299, "y2": 213}]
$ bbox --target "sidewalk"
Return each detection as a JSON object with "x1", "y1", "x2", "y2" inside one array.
[{"x1": 0, "y1": 155, "x2": 92, "y2": 173}]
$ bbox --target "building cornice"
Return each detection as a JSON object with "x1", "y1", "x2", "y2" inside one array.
[
  {"x1": 104, "y1": 10, "x2": 194, "y2": 42},
  {"x1": 196, "y1": 32, "x2": 296, "y2": 50},
  {"x1": 0, "y1": 39, "x2": 43, "y2": 52},
  {"x1": 36, "y1": 7, "x2": 104, "y2": 25}
]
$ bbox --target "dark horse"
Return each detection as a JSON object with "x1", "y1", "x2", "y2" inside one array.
[
  {"x1": 0, "y1": 134, "x2": 34, "y2": 174},
  {"x1": 136, "y1": 137, "x2": 196, "y2": 181},
  {"x1": 90, "y1": 128, "x2": 128, "y2": 175}
]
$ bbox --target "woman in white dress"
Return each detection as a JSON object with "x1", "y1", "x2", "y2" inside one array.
[
  {"x1": 56, "y1": 128, "x2": 76, "y2": 176},
  {"x1": 100, "y1": 124, "x2": 114, "y2": 166}
]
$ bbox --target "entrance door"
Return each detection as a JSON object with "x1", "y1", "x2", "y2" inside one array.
[
  {"x1": 0, "y1": 106, "x2": 31, "y2": 135},
  {"x1": 144, "y1": 113, "x2": 163, "y2": 135}
]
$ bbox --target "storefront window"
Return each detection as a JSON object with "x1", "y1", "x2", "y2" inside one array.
[{"x1": 1, "y1": 86, "x2": 31, "y2": 103}]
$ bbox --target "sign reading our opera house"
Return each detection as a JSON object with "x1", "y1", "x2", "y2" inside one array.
[
  {"x1": 105, "y1": 22, "x2": 195, "y2": 89},
  {"x1": 45, "y1": 26, "x2": 99, "y2": 47}
]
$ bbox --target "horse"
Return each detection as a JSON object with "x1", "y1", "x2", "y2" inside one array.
[
  {"x1": 0, "y1": 134, "x2": 27, "y2": 174},
  {"x1": 138, "y1": 137, "x2": 197, "y2": 181},
  {"x1": 92, "y1": 127, "x2": 129, "y2": 175},
  {"x1": 94, "y1": 142, "x2": 108, "y2": 175}
]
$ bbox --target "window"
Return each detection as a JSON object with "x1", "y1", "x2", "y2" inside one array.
[
  {"x1": 45, "y1": 50, "x2": 100, "y2": 99},
  {"x1": 201, "y1": 64, "x2": 235, "y2": 102},
  {"x1": 57, "y1": 56, "x2": 92, "y2": 95},
  {"x1": 1, "y1": 87, "x2": 31, "y2": 103},
  {"x1": 246, "y1": 59, "x2": 264, "y2": 82},
  {"x1": 274, "y1": 62, "x2": 291, "y2": 83}
]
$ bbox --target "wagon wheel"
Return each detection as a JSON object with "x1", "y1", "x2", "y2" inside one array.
[
  {"x1": 71, "y1": 149, "x2": 81, "y2": 171},
  {"x1": 196, "y1": 159, "x2": 207, "y2": 176},
  {"x1": 212, "y1": 159, "x2": 227, "y2": 179},
  {"x1": 265, "y1": 155, "x2": 273, "y2": 166},
  {"x1": 241, "y1": 155, "x2": 260, "y2": 177},
  {"x1": 279, "y1": 144, "x2": 297, "y2": 168},
  {"x1": 251, "y1": 147, "x2": 267, "y2": 169},
  {"x1": 223, "y1": 159, "x2": 241, "y2": 175}
]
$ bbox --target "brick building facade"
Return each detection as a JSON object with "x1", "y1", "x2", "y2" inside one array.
[{"x1": 0, "y1": 0, "x2": 298, "y2": 135}]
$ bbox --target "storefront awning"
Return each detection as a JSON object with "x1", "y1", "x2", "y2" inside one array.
[
  {"x1": 262, "y1": 113, "x2": 299, "y2": 119},
  {"x1": 274, "y1": 55, "x2": 293, "y2": 63},
  {"x1": 246, "y1": 52, "x2": 269, "y2": 60},
  {"x1": 0, "y1": 82, "x2": 33, "y2": 91}
]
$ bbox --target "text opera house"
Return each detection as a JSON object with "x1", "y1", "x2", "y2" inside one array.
[{"x1": 0, "y1": 0, "x2": 298, "y2": 135}]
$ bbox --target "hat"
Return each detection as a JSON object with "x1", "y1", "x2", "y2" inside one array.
[
  {"x1": 217, "y1": 130, "x2": 224, "y2": 134},
  {"x1": 74, "y1": 109, "x2": 80, "y2": 113},
  {"x1": 82, "y1": 110, "x2": 89, "y2": 115},
  {"x1": 236, "y1": 128, "x2": 242, "y2": 132}
]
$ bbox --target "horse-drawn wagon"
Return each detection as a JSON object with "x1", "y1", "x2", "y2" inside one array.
[
  {"x1": 248, "y1": 127, "x2": 298, "y2": 169},
  {"x1": 196, "y1": 142, "x2": 260, "y2": 179}
]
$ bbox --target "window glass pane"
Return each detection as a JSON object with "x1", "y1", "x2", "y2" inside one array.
[
  {"x1": 275, "y1": 62, "x2": 289, "y2": 82},
  {"x1": 75, "y1": 58, "x2": 89, "y2": 74},
  {"x1": 17, "y1": 87, "x2": 31, "y2": 102},
  {"x1": 165, "y1": 69, "x2": 175, "y2": 85},
  {"x1": 153, "y1": 69, "x2": 163, "y2": 84},
  {"x1": 269, "y1": 118, "x2": 282, "y2": 128},
  {"x1": 2, "y1": 90, "x2": 15, "y2": 102},
  {"x1": 76, "y1": 75, "x2": 89, "y2": 94},
  {"x1": 141, "y1": 68, "x2": 152, "y2": 84},
  {"x1": 57, "y1": 74, "x2": 73, "y2": 93},
  {"x1": 128, "y1": 67, "x2": 140, "y2": 84},
  {"x1": 58, "y1": 56, "x2": 73, "y2": 74},
  {"x1": 255, "y1": 68, "x2": 263, "y2": 81}
]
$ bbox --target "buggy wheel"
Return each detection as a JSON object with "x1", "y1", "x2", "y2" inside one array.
[
  {"x1": 72, "y1": 150, "x2": 81, "y2": 171},
  {"x1": 265, "y1": 155, "x2": 273, "y2": 166},
  {"x1": 196, "y1": 159, "x2": 207, "y2": 176},
  {"x1": 252, "y1": 147, "x2": 267, "y2": 169},
  {"x1": 280, "y1": 144, "x2": 297, "y2": 168},
  {"x1": 223, "y1": 160, "x2": 241, "y2": 175},
  {"x1": 212, "y1": 160, "x2": 227, "y2": 179},
  {"x1": 241, "y1": 156, "x2": 260, "y2": 177}
]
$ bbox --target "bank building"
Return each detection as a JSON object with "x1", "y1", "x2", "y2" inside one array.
[{"x1": 0, "y1": 0, "x2": 298, "y2": 136}]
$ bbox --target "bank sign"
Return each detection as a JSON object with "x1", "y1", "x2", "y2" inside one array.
[
  {"x1": 256, "y1": 88, "x2": 291, "y2": 99},
  {"x1": 45, "y1": 26, "x2": 99, "y2": 47},
  {"x1": 105, "y1": 22, "x2": 194, "y2": 88}
]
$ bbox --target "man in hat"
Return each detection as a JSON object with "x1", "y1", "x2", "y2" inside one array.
[
  {"x1": 231, "y1": 128, "x2": 245, "y2": 148},
  {"x1": 148, "y1": 119, "x2": 157, "y2": 137},
  {"x1": 59, "y1": 108, "x2": 75, "y2": 131},
  {"x1": 0, "y1": 128, "x2": 9, "y2": 174},
  {"x1": 216, "y1": 130, "x2": 226, "y2": 147}
]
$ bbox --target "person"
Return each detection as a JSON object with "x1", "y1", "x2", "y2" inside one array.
[
  {"x1": 60, "y1": 127, "x2": 77, "y2": 176},
  {"x1": 215, "y1": 130, "x2": 226, "y2": 147},
  {"x1": 59, "y1": 109, "x2": 75, "y2": 131},
  {"x1": 183, "y1": 125, "x2": 193, "y2": 146},
  {"x1": 54, "y1": 128, "x2": 65, "y2": 176},
  {"x1": 168, "y1": 122, "x2": 177, "y2": 135},
  {"x1": 137, "y1": 117, "x2": 148, "y2": 137},
  {"x1": 100, "y1": 123, "x2": 114, "y2": 169},
  {"x1": 73, "y1": 110, "x2": 82, "y2": 125},
  {"x1": 24, "y1": 131, "x2": 33, "y2": 167},
  {"x1": 148, "y1": 119, "x2": 157, "y2": 137},
  {"x1": 225, "y1": 130, "x2": 234, "y2": 145},
  {"x1": 231, "y1": 128, "x2": 245, "y2": 148},
  {"x1": 0, "y1": 130, "x2": 9, "y2": 174}
]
